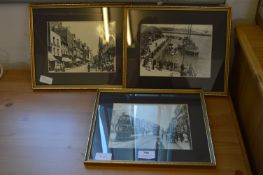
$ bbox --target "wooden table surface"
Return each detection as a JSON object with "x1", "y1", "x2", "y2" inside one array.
[{"x1": 0, "y1": 70, "x2": 251, "y2": 175}]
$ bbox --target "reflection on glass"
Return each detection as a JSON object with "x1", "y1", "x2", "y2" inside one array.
[
  {"x1": 133, "y1": 94, "x2": 158, "y2": 97},
  {"x1": 98, "y1": 106, "x2": 108, "y2": 153},
  {"x1": 102, "y1": 7, "x2": 110, "y2": 43},
  {"x1": 127, "y1": 12, "x2": 132, "y2": 46}
]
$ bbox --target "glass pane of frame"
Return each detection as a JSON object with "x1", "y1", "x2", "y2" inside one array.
[{"x1": 85, "y1": 89, "x2": 215, "y2": 166}]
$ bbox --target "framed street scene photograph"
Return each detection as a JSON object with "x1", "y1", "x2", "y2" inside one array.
[
  {"x1": 85, "y1": 89, "x2": 215, "y2": 166},
  {"x1": 125, "y1": 6, "x2": 231, "y2": 95},
  {"x1": 30, "y1": 4, "x2": 124, "y2": 89}
]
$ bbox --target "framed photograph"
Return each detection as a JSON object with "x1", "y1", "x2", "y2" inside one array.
[
  {"x1": 30, "y1": 4, "x2": 124, "y2": 89},
  {"x1": 256, "y1": 0, "x2": 263, "y2": 29},
  {"x1": 85, "y1": 89, "x2": 215, "y2": 166},
  {"x1": 125, "y1": 6, "x2": 231, "y2": 95}
]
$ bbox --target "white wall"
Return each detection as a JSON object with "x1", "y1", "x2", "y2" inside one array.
[
  {"x1": 229, "y1": 0, "x2": 259, "y2": 23},
  {"x1": 0, "y1": 4, "x2": 30, "y2": 69},
  {"x1": 0, "y1": 1, "x2": 260, "y2": 69}
]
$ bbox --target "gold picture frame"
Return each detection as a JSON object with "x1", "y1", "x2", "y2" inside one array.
[
  {"x1": 124, "y1": 6, "x2": 231, "y2": 96},
  {"x1": 84, "y1": 89, "x2": 215, "y2": 166},
  {"x1": 29, "y1": 4, "x2": 125, "y2": 89}
]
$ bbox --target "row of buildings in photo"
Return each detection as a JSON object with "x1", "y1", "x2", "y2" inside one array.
[
  {"x1": 48, "y1": 22, "x2": 92, "y2": 72},
  {"x1": 47, "y1": 22, "x2": 116, "y2": 72}
]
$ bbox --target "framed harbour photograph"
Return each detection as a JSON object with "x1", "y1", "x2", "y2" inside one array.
[
  {"x1": 30, "y1": 4, "x2": 124, "y2": 89},
  {"x1": 125, "y1": 6, "x2": 231, "y2": 95},
  {"x1": 85, "y1": 89, "x2": 215, "y2": 166}
]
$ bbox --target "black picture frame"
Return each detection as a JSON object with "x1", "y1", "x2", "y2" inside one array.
[
  {"x1": 125, "y1": 6, "x2": 231, "y2": 95},
  {"x1": 85, "y1": 89, "x2": 215, "y2": 166},
  {"x1": 30, "y1": 4, "x2": 124, "y2": 89}
]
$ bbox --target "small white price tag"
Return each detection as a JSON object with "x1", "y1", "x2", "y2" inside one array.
[
  {"x1": 95, "y1": 153, "x2": 112, "y2": 161},
  {"x1": 39, "y1": 75, "x2": 53, "y2": 85},
  {"x1": 138, "y1": 151, "x2": 155, "y2": 159}
]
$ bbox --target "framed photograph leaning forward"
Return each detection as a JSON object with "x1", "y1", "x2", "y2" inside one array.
[
  {"x1": 125, "y1": 6, "x2": 231, "y2": 95},
  {"x1": 85, "y1": 89, "x2": 215, "y2": 166},
  {"x1": 30, "y1": 4, "x2": 124, "y2": 89}
]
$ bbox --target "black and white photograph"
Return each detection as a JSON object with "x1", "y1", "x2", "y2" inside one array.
[
  {"x1": 109, "y1": 103, "x2": 192, "y2": 150},
  {"x1": 47, "y1": 21, "x2": 116, "y2": 73},
  {"x1": 140, "y1": 24, "x2": 213, "y2": 78}
]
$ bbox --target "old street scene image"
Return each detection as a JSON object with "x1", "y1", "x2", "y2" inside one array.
[
  {"x1": 140, "y1": 24, "x2": 213, "y2": 77},
  {"x1": 109, "y1": 103, "x2": 192, "y2": 150},
  {"x1": 47, "y1": 21, "x2": 116, "y2": 73}
]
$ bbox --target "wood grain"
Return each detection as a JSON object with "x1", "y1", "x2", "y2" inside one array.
[
  {"x1": 0, "y1": 70, "x2": 251, "y2": 175},
  {"x1": 231, "y1": 24, "x2": 263, "y2": 175}
]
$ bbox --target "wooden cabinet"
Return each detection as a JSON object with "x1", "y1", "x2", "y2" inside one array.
[{"x1": 231, "y1": 25, "x2": 263, "y2": 175}]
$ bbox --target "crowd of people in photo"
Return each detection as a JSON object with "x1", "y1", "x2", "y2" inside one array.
[
  {"x1": 51, "y1": 54, "x2": 115, "y2": 73},
  {"x1": 141, "y1": 38, "x2": 168, "y2": 68},
  {"x1": 166, "y1": 121, "x2": 190, "y2": 144},
  {"x1": 91, "y1": 54, "x2": 115, "y2": 72},
  {"x1": 140, "y1": 34, "x2": 197, "y2": 77},
  {"x1": 158, "y1": 107, "x2": 191, "y2": 150}
]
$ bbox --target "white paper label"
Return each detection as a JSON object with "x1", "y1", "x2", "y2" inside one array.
[
  {"x1": 95, "y1": 153, "x2": 112, "y2": 160},
  {"x1": 39, "y1": 75, "x2": 53, "y2": 85},
  {"x1": 138, "y1": 151, "x2": 155, "y2": 159}
]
